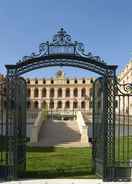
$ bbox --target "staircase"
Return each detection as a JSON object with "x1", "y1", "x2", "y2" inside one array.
[{"x1": 31, "y1": 120, "x2": 88, "y2": 147}]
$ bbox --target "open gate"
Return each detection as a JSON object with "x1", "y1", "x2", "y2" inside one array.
[
  {"x1": 0, "y1": 28, "x2": 131, "y2": 181},
  {"x1": 92, "y1": 77, "x2": 105, "y2": 177},
  {"x1": 93, "y1": 77, "x2": 132, "y2": 181},
  {"x1": 114, "y1": 81, "x2": 132, "y2": 180},
  {"x1": 0, "y1": 77, "x2": 27, "y2": 180}
]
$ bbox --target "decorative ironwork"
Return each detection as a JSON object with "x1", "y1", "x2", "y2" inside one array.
[
  {"x1": 0, "y1": 78, "x2": 27, "y2": 180},
  {"x1": 117, "y1": 81, "x2": 132, "y2": 94},
  {"x1": 3, "y1": 28, "x2": 132, "y2": 182},
  {"x1": 16, "y1": 28, "x2": 105, "y2": 65}
]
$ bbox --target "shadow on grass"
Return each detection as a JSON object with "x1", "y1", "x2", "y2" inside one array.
[
  {"x1": 22, "y1": 167, "x2": 95, "y2": 179},
  {"x1": 27, "y1": 146, "x2": 55, "y2": 153}
]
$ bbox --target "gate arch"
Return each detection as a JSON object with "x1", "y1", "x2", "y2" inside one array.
[
  {"x1": 2, "y1": 28, "x2": 131, "y2": 181},
  {"x1": 6, "y1": 28, "x2": 116, "y2": 77}
]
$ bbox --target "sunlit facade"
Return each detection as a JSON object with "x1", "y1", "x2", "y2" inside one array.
[{"x1": 26, "y1": 70, "x2": 94, "y2": 114}]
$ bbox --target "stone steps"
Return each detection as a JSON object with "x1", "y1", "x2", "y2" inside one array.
[{"x1": 32, "y1": 120, "x2": 85, "y2": 147}]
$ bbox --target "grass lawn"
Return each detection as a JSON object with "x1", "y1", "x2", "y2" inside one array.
[
  {"x1": 115, "y1": 136, "x2": 132, "y2": 165},
  {"x1": 25, "y1": 147, "x2": 96, "y2": 179}
]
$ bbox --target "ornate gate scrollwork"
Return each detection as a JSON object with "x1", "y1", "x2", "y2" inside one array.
[
  {"x1": 113, "y1": 80, "x2": 132, "y2": 181},
  {"x1": 1, "y1": 28, "x2": 131, "y2": 181}
]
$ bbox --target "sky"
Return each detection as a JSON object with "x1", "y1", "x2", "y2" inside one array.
[{"x1": 0, "y1": 0, "x2": 132, "y2": 78}]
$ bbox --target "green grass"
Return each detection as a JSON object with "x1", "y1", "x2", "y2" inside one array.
[
  {"x1": 24, "y1": 147, "x2": 95, "y2": 179},
  {"x1": 115, "y1": 136, "x2": 132, "y2": 165}
]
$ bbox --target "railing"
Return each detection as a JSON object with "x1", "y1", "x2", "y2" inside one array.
[
  {"x1": 76, "y1": 111, "x2": 89, "y2": 144},
  {"x1": 27, "y1": 111, "x2": 39, "y2": 123},
  {"x1": 31, "y1": 109, "x2": 48, "y2": 143}
]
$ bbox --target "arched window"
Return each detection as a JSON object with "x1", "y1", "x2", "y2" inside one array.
[
  {"x1": 49, "y1": 100, "x2": 54, "y2": 109},
  {"x1": 73, "y1": 88, "x2": 78, "y2": 97},
  {"x1": 34, "y1": 101, "x2": 38, "y2": 109},
  {"x1": 65, "y1": 101, "x2": 70, "y2": 109},
  {"x1": 41, "y1": 101, "x2": 47, "y2": 109},
  {"x1": 65, "y1": 88, "x2": 70, "y2": 97},
  {"x1": 81, "y1": 88, "x2": 86, "y2": 97},
  {"x1": 57, "y1": 101, "x2": 62, "y2": 109},
  {"x1": 81, "y1": 101, "x2": 85, "y2": 109},
  {"x1": 27, "y1": 88, "x2": 31, "y2": 97},
  {"x1": 73, "y1": 101, "x2": 78, "y2": 109},
  {"x1": 34, "y1": 88, "x2": 39, "y2": 98},
  {"x1": 27, "y1": 101, "x2": 31, "y2": 109},
  {"x1": 58, "y1": 88, "x2": 62, "y2": 97},
  {"x1": 50, "y1": 88, "x2": 54, "y2": 97},
  {"x1": 42, "y1": 88, "x2": 46, "y2": 97}
]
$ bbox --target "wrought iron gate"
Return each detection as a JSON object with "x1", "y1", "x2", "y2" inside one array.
[
  {"x1": 93, "y1": 77, "x2": 132, "y2": 181},
  {"x1": 0, "y1": 28, "x2": 131, "y2": 181},
  {"x1": 114, "y1": 81, "x2": 132, "y2": 180},
  {"x1": 0, "y1": 77, "x2": 27, "y2": 180},
  {"x1": 92, "y1": 77, "x2": 105, "y2": 177}
]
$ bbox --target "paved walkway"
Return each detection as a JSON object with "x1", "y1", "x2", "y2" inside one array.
[{"x1": 2, "y1": 179, "x2": 130, "y2": 184}]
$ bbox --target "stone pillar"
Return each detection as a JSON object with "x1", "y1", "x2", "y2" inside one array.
[
  {"x1": 31, "y1": 87, "x2": 34, "y2": 99},
  {"x1": 38, "y1": 87, "x2": 42, "y2": 99}
]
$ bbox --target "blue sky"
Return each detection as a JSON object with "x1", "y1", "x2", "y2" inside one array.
[{"x1": 0, "y1": 0, "x2": 132, "y2": 78}]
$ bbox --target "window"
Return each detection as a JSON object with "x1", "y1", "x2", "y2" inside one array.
[
  {"x1": 34, "y1": 101, "x2": 38, "y2": 109},
  {"x1": 34, "y1": 88, "x2": 39, "y2": 98},
  {"x1": 73, "y1": 101, "x2": 78, "y2": 109},
  {"x1": 81, "y1": 101, "x2": 85, "y2": 109},
  {"x1": 65, "y1": 88, "x2": 70, "y2": 97},
  {"x1": 81, "y1": 88, "x2": 86, "y2": 97},
  {"x1": 58, "y1": 88, "x2": 62, "y2": 97},
  {"x1": 42, "y1": 88, "x2": 46, "y2": 97},
  {"x1": 73, "y1": 88, "x2": 78, "y2": 97},
  {"x1": 50, "y1": 88, "x2": 54, "y2": 97},
  {"x1": 49, "y1": 100, "x2": 54, "y2": 109},
  {"x1": 65, "y1": 101, "x2": 70, "y2": 109},
  {"x1": 57, "y1": 101, "x2": 62, "y2": 109}
]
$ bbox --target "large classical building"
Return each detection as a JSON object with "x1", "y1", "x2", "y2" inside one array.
[
  {"x1": 26, "y1": 70, "x2": 94, "y2": 114},
  {"x1": 118, "y1": 60, "x2": 132, "y2": 115},
  {"x1": 118, "y1": 60, "x2": 132, "y2": 84}
]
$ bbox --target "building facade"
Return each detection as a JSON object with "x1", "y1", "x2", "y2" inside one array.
[
  {"x1": 118, "y1": 60, "x2": 132, "y2": 84},
  {"x1": 26, "y1": 70, "x2": 94, "y2": 114},
  {"x1": 118, "y1": 60, "x2": 132, "y2": 115}
]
